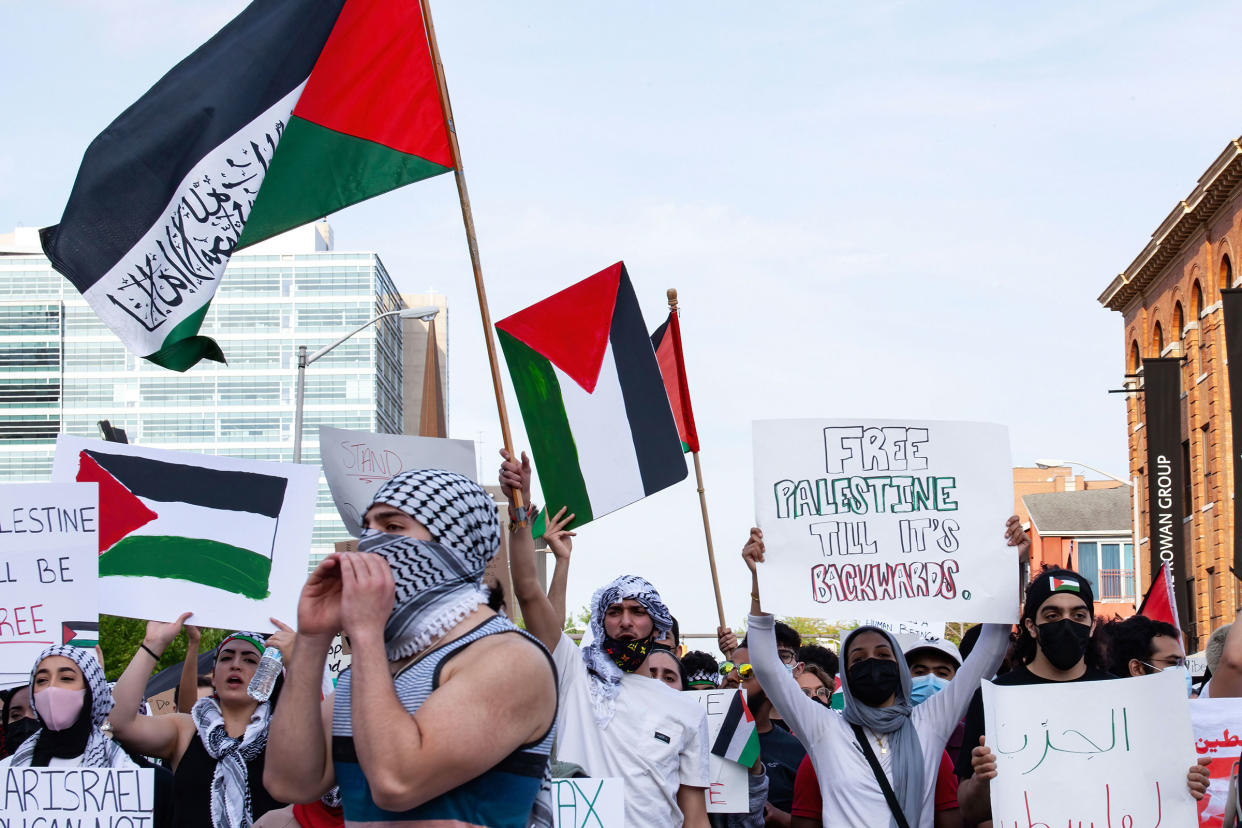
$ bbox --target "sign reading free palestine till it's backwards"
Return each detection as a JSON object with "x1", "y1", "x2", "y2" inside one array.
[{"x1": 753, "y1": 419, "x2": 1015, "y2": 624}]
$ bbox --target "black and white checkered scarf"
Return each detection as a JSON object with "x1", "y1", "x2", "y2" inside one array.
[
  {"x1": 8, "y1": 644, "x2": 123, "y2": 768},
  {"x1": 582, "y1": 575, "x2": 673, "y2": 728}
]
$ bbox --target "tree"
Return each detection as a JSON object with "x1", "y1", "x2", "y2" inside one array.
[{"x1": 99, "y1": 615, "x2": 230, "y2": 683}]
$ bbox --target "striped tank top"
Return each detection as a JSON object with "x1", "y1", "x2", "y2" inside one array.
[{"x1": 332, "y1": 614, "x2": 556, "y2": 827}]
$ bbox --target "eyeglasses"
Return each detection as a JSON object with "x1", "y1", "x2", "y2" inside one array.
[
  {"x1": 718, "y1": 662, "x2": 754, "y2": 679},
  {"x1": 1140, "y1": 657, "x2": 1187, "y2": 670},
  {"x1": 778, "y1": 648, "x2": 798, "y2": 666},
  {"x1": 800, "y1": 686, "x2": 831, "y2": 701}
]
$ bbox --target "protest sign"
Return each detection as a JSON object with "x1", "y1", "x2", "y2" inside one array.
[
  {"x1": 52, "y1": 435, "x2": 318, "y2": 631},
  {"x1": 327, "y1": 633, "x2": 351, "y2": 685},
  {"x1": 688, "y1": 689, "x2": 748, "y2": 813},
  {"x1": 1192, "y1": 697, "x2": 1242, "y2": 827},
  {"x1": 319, "y1": 426, "x2": 476, "y2": 537},
  {"x1": 983, "y1": 669, "x2": 1197, "y2": 825},
  {"x1": 146, "y1": 686, "x2": 177, "y2": 716},
  {"x1": 862, "y1": 618, "x2": 945, "y2": 643},
  {"x1": 550, "y1": 778, "x2": 624, "y2": 828},
  {"x1": 0, "y1": 482, "x2": 99, "y2": 680},
  {"x1": 0, "y1": 766, "x2": 153, "y2": 824},
  {"x1": 753, "y1": 418, "x2": 1014, "y2": 622}
]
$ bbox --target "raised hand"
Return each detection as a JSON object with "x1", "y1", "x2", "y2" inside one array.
[
  {"x1": 1187, "y1": 756, "x2": 1210, "y2": 800},
  {"x1": 498, "y1": 449, "x2": 532, "y2": 504},
  {"x1": 543, "y1": 506, "x2": 576, "y2": 561},
  {"x1": 742, "y1": 527, "x2": 765, "y2": 572},
  {"x1": 265, "y1": 618, "x2": 296, "y2": 663},
  {"x1": 970, "y1": 736, "x2": 997, "y2": 780},
  {"x1": 339, "y1": 552, "x2": 395, "y2": 640},
  {"x1": 717, "y1": 625, "x2": 738, "y2": 656},
  {"x1": 298, "y1": 554, "x2": 344, "y2": 637},
  {"x1": 186, "y1": 623, "x2": 202, "y2": 646},
  {"x1": 144, "y1": 611, "x2": 192, "y2": 655},
  {"x1": 1003, "y1": 514, "x2": 1030, "y2": 564}
]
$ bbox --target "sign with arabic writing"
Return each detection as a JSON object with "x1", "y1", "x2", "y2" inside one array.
[
  {"x1": 753, "y1": 419, "x2": 1015, "y2": 623},
  {"x1": 1191, "y1": 698, "x2": 1242, "y2": 827},
  {"x1": 983, "y1": 670, "x2": 1197, "y2": 825},
  {"x1": 319, "y1": 427, "x2": 476, "y2": 537}
]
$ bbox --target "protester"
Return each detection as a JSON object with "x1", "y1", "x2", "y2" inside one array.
[
  {"x1": 721, "y1": 640, "x2": 808, "y2": 825},
  {"x1": 742, "y1": 522, "x2": 1014, "y2": 827},
  {"x1": 502, "y1": 450, "x2": 711, "y2": 827},
  {"x1": 644, "y1": 647, "x2": 688, "y2": 689},
  {"x1": 796, "y1": 665, "x2": 833, "y2": 705},
  {"x1": 2, "y1": 683, "x2": 37, "y2": 758},
  {"x1": 111, "y1": 618, "x2": 291, "y2": 827},
  {"x1": 683, "y1": 651, "x2": 721, "y2": 690},
  {"x1": 656, "y1": 616, "x2": 682, "y2": 651},
  {"x1": 797, "y1": 645, "x2": 838, "y2": 681},
  {"x1": 720, "y1": 620, "x2": 802, "y2": 733},
  {"x1": 1198, "y1": 614, "x2": 1242, "y2": 697},
  {"x1": 958, "y1": 567, "x2": 1210, "y2": 824},
  {"x1": 0, "y1": 645, "x2": 135, "y2": 770},
  {"x1": 264, "y1": 468, "x2": 557, "y2": 827},
  {"x1": 1103, "y1": 614, "x2": 1186, "y2": 682},
  {"x1": 905, "y1": 638, "x2": 962, "y2": 681}
]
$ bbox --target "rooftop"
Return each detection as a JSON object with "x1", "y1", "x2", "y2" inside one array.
[{"x1": 1023, "y1": 487, "x2": 1131, "y2": 535}]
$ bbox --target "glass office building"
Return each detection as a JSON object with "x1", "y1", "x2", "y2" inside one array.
[{"x1": 0, "y1": 223, "x2": 411, "y2": 565}]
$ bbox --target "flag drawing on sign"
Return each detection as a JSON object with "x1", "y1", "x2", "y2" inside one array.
[
  {"x1": 61, "y1": 621, "x2": 99, "y2": 648},
  {"x1": 496, "y1": 263, "x2": 687, "y2": 531},
  {"x1": 41, "y1": 0, "x2": 453, "y2": 372},
  {"x1": 711, "y1": 690, "x2": 760, "y2": 767},
  {"x1": 72, "y1": 449, "x2": 288, "y2": 600},
  {"x1": 650, "y1": 309, "x2": 700, "y2": 453}
]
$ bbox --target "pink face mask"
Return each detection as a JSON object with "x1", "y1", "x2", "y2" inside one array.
[{"x1": 33, "y1": 686, "x2": 86, "y2": 731}]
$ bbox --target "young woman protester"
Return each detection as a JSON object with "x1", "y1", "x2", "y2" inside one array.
[
  {"x1": 0, "y1": 644, "x2": 135, "y2": 770},
  {"x1": 110, "y1": 617, "x2": 294, "y2": 827}
]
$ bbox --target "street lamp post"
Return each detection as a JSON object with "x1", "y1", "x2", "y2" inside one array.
[
  {"x1": 292, "y1": 306, "x2": 440, "y2": 463},
  {"x1": 1036, "y1": 458, "x2": 1142, "y2": 609}
]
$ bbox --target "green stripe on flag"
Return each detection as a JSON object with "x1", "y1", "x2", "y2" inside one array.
[
  {"x1": 144, "y1": 304, "x2": 224, "y2": 372},
  {"x1": 497, "y1": 329, "x2": 593, "y2": 528},
  {"x1": 238, "y1": 116, "x2": 453, "y2": 249},
  {"x1": 737, "y1": 730, "x2": 760, "y2": 767},
  {"x1": 100, "y1": 535, "x2": 273, "y2": 599}
]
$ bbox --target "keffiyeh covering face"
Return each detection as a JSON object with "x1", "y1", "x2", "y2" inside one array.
[
  {"x1": 582, "y1": 575, "x2": 673, "y2": 728},
  {"x1": 8, "y1": 644, "x2": 122, "y2": 768},
  {"x1": 194, "y1": 632, "x2": 270, "y2": 828},
  {"x1": 363, "y1": 469, "x2": 500, "y2": 661}
]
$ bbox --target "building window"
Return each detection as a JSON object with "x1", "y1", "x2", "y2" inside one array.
[
  {"x1": 1222, "y1": 255, "x2": 1233, "y2": 292},
  {"x1": 1152, "y1": 321, "x2": 1164, "y2": 356},
  {"x1": 1075, "y1": 540, "x2": 1135, "y2": 601},
  {"x1": 1194, "y1": 281, "x2": 1205, "y2": 318},
  {"x1": 1129, "y1": 340, "x2": 1141, "y2": 373},
  {"x1": 1174, "y1": 302, "x2": 1185, "y2": 340}
]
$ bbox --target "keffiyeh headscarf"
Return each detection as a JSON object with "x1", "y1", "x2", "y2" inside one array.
[
  {"x1": 582, "y1": 575, "x2": 673, "y2": 728},
  {"x1": 193, "y1": 632, "x2": 271, "y2": 828},
  {"x1": 840, "y1": 626, "x2": 925, "y2": 828},
  {"x1": 362, "y1": 469, "x2": 500, "y2": 661},
  {"x1": 8, "y1": 644, "x2": 123, "y2": 768}
]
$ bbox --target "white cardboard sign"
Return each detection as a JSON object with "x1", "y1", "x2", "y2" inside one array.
[
  {"x1": 550, "y1": 778, "x2": 624, "y2": 828},
  {"x1": 983, "y1": 670, "x2": 1198, "y2": 826},
  {"x1": 319, "y1": 426, "x2": 477, "y2": 537},
  {"x1": 0, "y1": 766, "x2": 154, "y2": 823},
  {"x1": 0, "y1": 482, "x2": 99, "y2": 676},
  {"x1": 52, "y1": 435, "x2": 318, "y2": 631},
  {"x1": 1191, "y1": 697, "x2": 1242, "y2": 827},
  {"x1": 688, "y1": 689, "x2": 749, "y2": 813},
  {"x1": 753, "y1": 418, "x2": 1015, "y2": 623}
]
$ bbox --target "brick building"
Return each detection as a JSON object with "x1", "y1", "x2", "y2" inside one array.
[{"x1": 1099, "y1": 137, "x2": 1242, "y2": 649}]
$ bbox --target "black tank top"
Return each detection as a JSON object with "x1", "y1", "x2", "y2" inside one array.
[{"x1": 172, "y1": 732, "x2": 284, "y2": 828}]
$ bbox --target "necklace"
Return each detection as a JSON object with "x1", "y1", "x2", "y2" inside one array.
[{"x1": 874, "y1": 733, "x2": 888, "y2": 755}]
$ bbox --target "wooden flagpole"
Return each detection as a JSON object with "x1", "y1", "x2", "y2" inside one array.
[
  {"x1": 419, "y1": 0, "x2": 524, "y2": 517},
  {"x1": 667, "y1": 289, "x2": 726, "y2": 629}
]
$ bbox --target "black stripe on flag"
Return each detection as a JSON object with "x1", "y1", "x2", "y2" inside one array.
[
  {"x1": 85, "y1": 450, "x2": 288, "y2": 519},
  {"x1": 41, "y1": 0, "x2": 347, "y2": 290},
  {"x1": 608, "y1": 266, "x2": 688, "y2": 496},
  {"x1": 711, "y1": 691, "x2": 746, "y2": 757}
]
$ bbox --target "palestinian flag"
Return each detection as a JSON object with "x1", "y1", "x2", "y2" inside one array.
[
  {"x1": 497, "y1": 263, "x2": 687, "y2": 530},
  {"x1": 62, "y1": 621, "x2": 99, "y2": 648},
  {"x1": 1049, "y1": 576, "x2": 1081, "y2": 594},
  {"x1": 650, "y1": 310, "x2": 700, "y2": 453},
  {"x1": 711, "y1": 690, "x2": 760, "y2": 767},
  {"x1": 41, "y1": 0, "x2": 454, "y2": 372},
  {"x1": 1139, "y1": 562, "x2": 1183, "y2": 643},
  {"x1": 72, "y1": 448, "x2": 289, "y2": 600}
]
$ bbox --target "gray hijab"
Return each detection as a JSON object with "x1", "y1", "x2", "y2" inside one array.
[{"x1": 840, "y1": 626, "x2": 925, "y2": 828}]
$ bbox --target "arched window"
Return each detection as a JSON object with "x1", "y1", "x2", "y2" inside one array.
[
  {"x1": 1222, "y1": 255, "x2": 1234, "y2": 291},
  {"x1": 1129, "y1": 340, "x2": 1141, "y2": 373},
  {"x1": 1152, "y1": 321, "x2": 1164, "y2": 356},
  {"x1": 1193, "y1": 280, "x2": 1205, "y2": 318},
  {"x1": 1174, "y1": 302, "x2": 1185, "y2": 339}
]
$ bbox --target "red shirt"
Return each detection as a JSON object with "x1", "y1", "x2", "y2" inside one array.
[{"x1": 789, "y1": 750, "x2": 959, "y2": 818}]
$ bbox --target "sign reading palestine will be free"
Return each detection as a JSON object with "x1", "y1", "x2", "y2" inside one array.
[{"x1": 753, "y1": 419, "x2": 1016, "y2": 623}]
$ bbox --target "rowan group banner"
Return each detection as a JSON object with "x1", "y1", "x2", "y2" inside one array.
[
  {"x1": 983, "y1": 669, "x2": 1198, "y2": 825},
  {"x1": 1142, "y1": 357, "x2": 1189, "y2": 619},
  {"x1": 1221, "y1": 289, "x2": 1242, "y2": 578},
  {"x1": 752, "y1": 419, "x2": 1015, "y2": 623}
]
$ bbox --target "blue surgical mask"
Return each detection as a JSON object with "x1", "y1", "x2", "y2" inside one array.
[
  {"x1": 909, "y1": 673, "x2": 949, "y2": 706},
  {"x1": 1141, "y1": 661, "x2": 1193, "y2": 697}
]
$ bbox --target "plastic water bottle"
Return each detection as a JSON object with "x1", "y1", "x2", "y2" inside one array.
[{"x1": 247, "y1": 646, "x2": 283, "y2": 702}]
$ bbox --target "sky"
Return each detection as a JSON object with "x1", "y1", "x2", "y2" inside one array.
[{"x1": 5, "y1": 1, "x2": 1242, "y2": 643}]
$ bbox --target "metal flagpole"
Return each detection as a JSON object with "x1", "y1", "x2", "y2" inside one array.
[
  {"x1": 419, "y1": 0, "x2": 526, "y2": 520},
  {"x1": 667, "y1": 289, "x2": 726, "y2": 629}
]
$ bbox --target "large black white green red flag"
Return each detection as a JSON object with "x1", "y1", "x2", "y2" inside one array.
[
  {"x1": 496, "y1": 263, "x2": 688, "y2": 530},
  {"x1": 41, "y1": 0, "x2": 454, "y2": 371}
]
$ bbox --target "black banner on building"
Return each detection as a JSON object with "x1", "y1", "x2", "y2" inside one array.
[
  {"x1": 1222, "y1": 289, "x2": 1242, "y2": 578},
  {"x1": 1142, "y1": 357, "x2": 1188, "y2": 617}
]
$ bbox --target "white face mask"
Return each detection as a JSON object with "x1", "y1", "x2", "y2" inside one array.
[{"x1": 1143, "y1": 661, "x2": 1193, "y2": 697}]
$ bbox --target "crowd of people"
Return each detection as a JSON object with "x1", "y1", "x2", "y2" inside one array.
[{"x1": 1, "y1": 451, "x2": 1239, "y2": 827}]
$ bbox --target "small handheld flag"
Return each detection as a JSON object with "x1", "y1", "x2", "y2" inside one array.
[
  {"x1": 1138, "y1": 562, "x2": 1183, "y2": 641},
  {"x1": 711, "y1": 690, "x2": 760, "y2": 767},
  {"x1": 650, "y1": 307, "x2": 699, "y2": 453}
]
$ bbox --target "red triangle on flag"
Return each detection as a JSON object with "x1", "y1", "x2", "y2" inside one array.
[
  {"x1": 74, "y1": 451, "x2": 158, "y2": 553},
  {"x1": 495, "y1": 263, "x2": 623, "y2": 393},
  {"x1": 1138, "y1": 562, "x2": 1182, "y2": 640},
  {"x1": 61, "y1": 622, "x2": 77, "y2": 645}
]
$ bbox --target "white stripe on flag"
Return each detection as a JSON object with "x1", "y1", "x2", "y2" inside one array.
[
  {"x1": 126, "y1": 498, "x2": 277, "y2": 558},
  {"x1": 553, "y1": 340, "x2": 645, "y2": 517}
]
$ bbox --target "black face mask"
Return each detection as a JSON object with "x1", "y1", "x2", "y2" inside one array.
[
  {"x1": 1035, "y1": 618, "x2": 1092, "y2": 671},
  {"x1": 602, "y1": 634, "x2": 654, "y2": 673},
  {"x1": 4, "y1": 717, "x2": 39, "y2": 753},
  {"x1": 848, "y1": 658, "x2": 901, "y2": 706}
]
